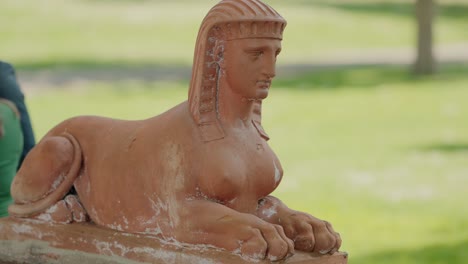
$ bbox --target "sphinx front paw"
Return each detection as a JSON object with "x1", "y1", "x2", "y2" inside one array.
[
  {"x1": 281, "y1": 212, "x2": 341, "y2": 254},
  {"x1": 234, "y1": 222, "x2": 294, "y2": 261}
]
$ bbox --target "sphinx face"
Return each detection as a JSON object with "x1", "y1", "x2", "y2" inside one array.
[{"x1": 223, "y1": 38, "x2": 282, "y2": 100}]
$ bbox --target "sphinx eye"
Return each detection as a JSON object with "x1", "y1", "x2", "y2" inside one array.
[
  {"x1": 275, "y1": 49, "x2": 282, "y2": 57},
  {"x1": 248, "y1": 50, "x2": 263, "y2": 58}
]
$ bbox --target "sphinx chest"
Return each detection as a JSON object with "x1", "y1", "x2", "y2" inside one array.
[{"x1": 195, "y1": 134, "x2": 283, "y2": 212}]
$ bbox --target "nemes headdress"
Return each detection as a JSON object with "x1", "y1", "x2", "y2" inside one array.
[{"x1": 188, "y1": 0, "x2": 287, "y2": 142}]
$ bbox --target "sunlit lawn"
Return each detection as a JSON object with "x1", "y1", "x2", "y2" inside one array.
[
  {"x1": 1, "y1": 0, "x2": 467, "y2": 68},
  {"x1": 25, "y1": 64, "x2": 468, "y2": 264},
  {"x1": 3, "y1": 0, "x2": 467, "y2": 263}
]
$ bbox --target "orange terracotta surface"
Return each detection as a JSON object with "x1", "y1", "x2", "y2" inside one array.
[
  {"x1": 6, "y1": 0, "x2": 345, "y2": 262},
  {"x1": 0, "y1": 217, "x2": 348, "y2": 264}
]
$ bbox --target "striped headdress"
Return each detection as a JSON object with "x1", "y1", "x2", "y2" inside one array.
[{"x1": 188, "y1": 0, "x2": 286, "y2": 142}]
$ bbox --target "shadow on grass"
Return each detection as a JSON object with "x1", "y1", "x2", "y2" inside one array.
[
  {"x1": 14, "y1": 60, "x2": 193, "y2": 86},
  {"x1": 12, "y1": 60, "x2": 468, "y2": 90},
  {"x1": 275, "y1": 63, "x2": 468, "y2": 90},
  {"x1": 417, "y1": 143, "x2": 468, "y2": 153},
  {"x1": 13, "y1": 60, "x2": 190, "y2": 72},
  {"x1": 289, "y1": 0, "x2": 468, "y2": 20},
  {"x1": 353, "y1": 240, "x2": 468, "y2": 264}
]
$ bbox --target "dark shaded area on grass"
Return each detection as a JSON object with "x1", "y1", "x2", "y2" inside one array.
[
  {"x1": 14, "y1": 60, "x2": 193, "y2": 88},
  {"x1": 353, "y1": 240, "x2": 468, "y2": 264},
  {"x1": 275, "y1": 62, "x2": 468, "y2": 90},
  {"x1": 288, "y1": 0, "x2": 468, "y2": 20},
  {"x1": 418, "y1": 143, "x2": 468, "y2": 153},
  {"x1": 14, "y1": 60, "x2": 468, "y2": 91},
  {"x1": 13, "y1": 60, "x2": 190, "y2": 72}
]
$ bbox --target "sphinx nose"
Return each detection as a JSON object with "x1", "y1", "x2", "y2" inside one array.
[
  {"x1": 266, "y1": 68, "x2": 276, "y2": 79},
  {"x1": 262, "y1": 57, "x2": 276, "y2": 79}
]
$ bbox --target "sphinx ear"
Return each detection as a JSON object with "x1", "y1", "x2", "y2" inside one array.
[{"x1": 213, "y1": 40, "x2": 226, "y2": 69}]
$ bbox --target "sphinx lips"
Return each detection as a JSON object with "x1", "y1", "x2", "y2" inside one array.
[{"x1": 257, "y1": 81, "x2": 271, "y2": 89}]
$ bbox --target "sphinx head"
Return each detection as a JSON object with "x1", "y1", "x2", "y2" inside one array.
[{"x1": 188, "y1": 0, "x2": 286, "y2": 142}]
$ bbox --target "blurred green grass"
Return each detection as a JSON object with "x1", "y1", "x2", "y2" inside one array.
[
  {"x1": 2, "y1": 0, "x2": 467, "y2": 263},
  {"x1": 1, "y1": 0, "x2": 467, "y2": 68},
  {"x1": 25, "y1": 64, "x2": 468, "y2": 264}
]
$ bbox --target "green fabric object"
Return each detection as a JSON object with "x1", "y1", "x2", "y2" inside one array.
[
  {"x1": 0, "y1": 61, "x2": 36, "y2": 169},
  {"x1": 0, "y1": 102, "x2": 23, "y2": 217}
]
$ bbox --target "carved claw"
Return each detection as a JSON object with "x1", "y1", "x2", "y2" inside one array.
[
  {"x1": 281, "y1": 213, "x2": 341, "y2": 254},
  {"x1": 236, "y1": 222, "x2": 294, "y2": 261}
]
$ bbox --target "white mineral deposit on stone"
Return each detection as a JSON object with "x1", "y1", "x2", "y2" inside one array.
[
  {"x1": 108, "y1": 222, "x2": 124, "y2": 231},
  {"x1": 262, "y1": 206, "x2": 277, "y2": 218},
  {"x1": 143, "y1": 225, "x2": 163, "y2": 235},
  {"x1": 36, "y1": 203, "x2": 60, "y2": 222},
  {"x1": 123, "y1": 216, "x2": 129, "y2": 226},
  {"x1": 93, "y1": 240, "x2": 115, "y2": 255},
  {"x1": 51, "y1": 173, "x2": 65, "y2": 190},
  {"x1": 232, "y1": 240, "x2": 262, "y2": 263},
  {"x1": 91, "y1": 238, "x2": 219, "y2": 264},
  {"x1": 11, "y1": 223, "x2": 53, "y2": 240},
  {"x1": 274, "y1": 161, "x2": 281, "y2": 184},
  {"x1": 147, "y1": 196, "x2": 163, "y2": 216},
  {"x1": 90, "y1": 207, "x2": 102, "y2": 224},
  {"x1": 36, "y1": 212, "x2": 52, "y2": 222},
  {"x1": 12, "y1": 223, "x2": 34, "y2": 234}
]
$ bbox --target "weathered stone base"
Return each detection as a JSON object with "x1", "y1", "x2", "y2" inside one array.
[{"x1": 0, "y1": 217, "x2": 348, "y2": 264}]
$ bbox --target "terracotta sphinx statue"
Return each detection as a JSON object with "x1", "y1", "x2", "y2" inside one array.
[{"x1": 8, "y1": 0, "x2": 341, "y2": 261}]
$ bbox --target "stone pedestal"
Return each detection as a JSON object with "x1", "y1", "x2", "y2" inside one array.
[{"x1": 0, "y1": 217, "x2": 347, "y2": 264}]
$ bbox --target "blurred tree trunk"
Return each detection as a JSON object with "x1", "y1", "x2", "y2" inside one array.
[{"x1": 414, "y1": 0, "x2": 436, "y2": 75}]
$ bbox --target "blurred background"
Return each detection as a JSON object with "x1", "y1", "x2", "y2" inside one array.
[{"x1": 1, "y1": 0, "x2": 467, "y2": 263}]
